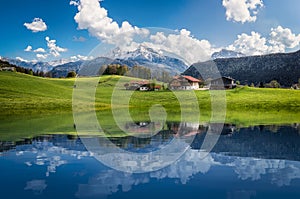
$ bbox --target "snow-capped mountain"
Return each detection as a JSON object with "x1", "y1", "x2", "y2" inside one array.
[
  {"x1": 211, "y1": 49, "x2": 245, "y2": 60},
  {"x1": 108, "y1": 45, "x2": 163, "y2": 61},
  {"x1": 48, "y1": 59, "x2": 75, "y2": 67},
  {"x1": 4, "y1": 45, "x2": 189, "y2": 77},
  {"x1": 4, "y1": 58, "x2": 54, "y2": 72},
  {"x1": 107, "y1": 45, "x2": 189, "y2": 75}
]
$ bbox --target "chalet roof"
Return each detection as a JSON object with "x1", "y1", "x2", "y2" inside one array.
[
  {"x1": 130, "y1": 80, "x2": 150, "y2": 85},
  {"x1": 183, "y1": 75, "x2": 200, "y2": 82}
]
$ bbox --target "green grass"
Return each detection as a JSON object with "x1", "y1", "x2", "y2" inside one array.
[
  {"x1": 0, "y1": 71, "x2": 74, "y2": 115},
  {"x1": 1, "y1": 71, "x2": 300, "y2": 141}
]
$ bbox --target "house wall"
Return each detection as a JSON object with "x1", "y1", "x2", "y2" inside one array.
[{"x1": 140, "y1": 86, "x2": 149, "y2": 91}]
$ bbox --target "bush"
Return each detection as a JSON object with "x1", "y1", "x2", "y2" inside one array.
[
  {"x1": 67, "y1": 71, "x2": 76, "y2": 78},
  {"x1": 265, "y1": 80, "x2": 281, "y2": 88}
]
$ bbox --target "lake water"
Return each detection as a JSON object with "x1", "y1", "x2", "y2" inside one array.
[{"x1": 1, "y1": 122, "x2": 300, "y2": 199}]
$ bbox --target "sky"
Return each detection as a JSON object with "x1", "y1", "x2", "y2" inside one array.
[{"x1": 0, "y1": 0, "x2": 300, "y2": 63}]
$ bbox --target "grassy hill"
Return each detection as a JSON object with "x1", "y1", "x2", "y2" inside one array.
[
  {"x1": 0, "y1": 71, "x2": 74, "y2": 115},
  {"x1": 1, "y1": 71, "x2": 300, "y2": 123}
]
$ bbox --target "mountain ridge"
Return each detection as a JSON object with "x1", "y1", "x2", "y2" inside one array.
[{"x1": 183, "y1": 50, "x2": 300, "y2": 87}]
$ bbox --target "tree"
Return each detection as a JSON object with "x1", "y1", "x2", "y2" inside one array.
[
  {"x1": 28, "y1": 69, "x2": 33, "y2": 76},
  {"x1": 67, "y1": 71, "x2": 76, "y2": 78},
  {"x1": 265, "y1": 80, "x2": 280, "y2": 88},
  {"x1": 258, "y1": 82, "x2": 264, "y2": 88},
  {"x1": 270, "y1": 80, "x2": 280, "y2": 88}
]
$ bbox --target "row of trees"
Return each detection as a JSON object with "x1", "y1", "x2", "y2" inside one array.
[
  {"x1": 99, "y1": 64, "x2": 129, "y2": 76},
  {"x1": 15, "y1": 67, "x2": 48, "y2": 77},
  {"x1": 98, "y1": 64, "x2": 173, "y2": 83}
]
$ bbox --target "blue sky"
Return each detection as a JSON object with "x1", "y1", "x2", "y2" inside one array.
[{"x1": 0, "y1": 0, "x2": 300, "y2": 63}]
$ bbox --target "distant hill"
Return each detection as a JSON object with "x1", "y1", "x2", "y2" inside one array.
[{"x1": 183, "y1": 50, "x2": 300, "y2": 87}]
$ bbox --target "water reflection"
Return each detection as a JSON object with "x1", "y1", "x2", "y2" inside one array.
[{"x1": 1, "y1": 123, "x2": 300, "y2": 198}]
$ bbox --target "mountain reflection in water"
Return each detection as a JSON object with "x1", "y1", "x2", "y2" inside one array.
[{"x1": 1, "y1": 122, "x2": 300, "y2": 199}]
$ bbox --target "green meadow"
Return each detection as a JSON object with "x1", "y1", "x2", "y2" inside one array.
[{"x1": 1, "y1": 71, "x2": 300, "y2": 140}]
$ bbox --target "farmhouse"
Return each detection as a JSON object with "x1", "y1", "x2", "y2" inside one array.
[
  {"x1": 209, "y1": 76, "x2": 236, "y2": 89},
  {"x1": 124, "y1": 80, "x2": 161, "y2": 91},
  {"x1": 0, "y1": 67, "x2": 15, "y2": 72},
  {"x1": 169, "y1": 75, "x2": 201, "y2": 90},
  {"x1": 124, "y1": 80, "x2": 150, "y2": 90}
]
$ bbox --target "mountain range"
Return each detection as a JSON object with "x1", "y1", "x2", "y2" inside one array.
[
  {"x1": 50, "y1": 45, "x2": 189, "y2": 77},
  {"x1": 2, "y1": 46, "x2": 300, "y2": 87},
  {"x1": 183, "y1": 50, "x2": 300, "y2": 87}
]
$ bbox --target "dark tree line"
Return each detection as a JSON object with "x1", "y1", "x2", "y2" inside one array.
[
  {"x1": 126, "y1": 65, "x2": 151, "y2": 79},
  {"x1": 99, "y1": 64, "x2": 129, "y2": 76},
  {"x1": 184, "y1": 50, "x2": 300, "y2": 87}
]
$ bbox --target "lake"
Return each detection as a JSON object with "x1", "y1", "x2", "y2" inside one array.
[{"x1": 1, "y1": 121, "x2": 300, "y2": 199}]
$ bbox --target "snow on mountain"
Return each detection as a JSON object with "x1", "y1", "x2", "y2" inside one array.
[
  {"x1": 107, "y1": 44, "x2": 189, "y2": 75},
  {"x1": 4, "y1": 58, "x2": 54, "y2": 72},
  {"x1": 4, "y1": 57, "x2": 91, "y2": 73},
  {"x1": 211, "y1": 49, "x2": 245, "y2": 60},
  {"x1": 48, "y1": 59, "x2": 74, "y2": 67},
  {"x1": 107, "y1": 45, "x2": 162, "y2": 60}
]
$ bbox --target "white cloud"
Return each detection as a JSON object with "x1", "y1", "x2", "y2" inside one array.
[
  {"x1": 36, "y1": 54, "x2": 48, "y2": 59},
  {"x1": 227, "y1": 31, "x2": 269, "y2": 55},
  {"x1": 16, "y1": 57, "x2": 29, "y2": 62},
  {"x1": 24, "y1": 45, "x2": 33, "y2": 52},
  {"x1": 227, "y1": 26, "x2": 300, "y2": 56},
  {"x1": 33, "y1": 48, "x2": 46, "y2": 53},
  {"x1": 70, "y1": 0, "x2": 217, "y2": 63},
  {"x1": 45, "y1": 36, "x2": 67, "y2": 57},
  {"x1": 70, "y1": 54, "x2": 92, "y2": 61},
  {"x1": 24, "y1": 37, "x2": 67, "y2": 60},
  {"x1": 71, "y1": 0, "x2": 149, "y2": 46},
  {"x1": 147, "y1": 29, "x2": 216, "y2": 64},
  {"x1": 269, "y1": 26, "x2": 300, "y2": 50},
  {"x1": 222, "y1": 0, "x2": 263, "y2": 23},
  {"x1": 24, "y1": 18, "x2": 47, "y2": 32}
]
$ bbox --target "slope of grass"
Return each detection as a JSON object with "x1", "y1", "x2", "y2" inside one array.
[{"x1": 0, "y1": 71, "x2": 74, "y2": 115}]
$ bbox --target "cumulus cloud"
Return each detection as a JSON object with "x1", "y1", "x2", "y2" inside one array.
[
  {"x1": 70, "y1": 54, "x2": 92, "y2": 61},
  {"x1": 24, "y1": 18, "x2": 47, "y2": 32},
  {"x1": 147, "y1": 29, "x2": 216, "y2": 64},
  {"x1": 24, "y1": 45, "x2": 33, "y2": 52},
  {"x1": 222, "y1": 0, "x2": 263, "y2": 23},
  {"x1": 227, "y1": 26, "x2": 300, "y2": 56},
  {"x1": 69, "y1": 0, "x2": 221, "y2": 62},
  {"x1": 33, "y1": 48, "x2": 46, "y2": 53},
  {"x1": 227, "y1": 31, "x2": 269, "y2": 55},
  {"x1": 24, "y1": 37, "x2": 67, "y2": 60},
  {"x1": 45, "y1": 36, "x2": 67, "y2": 57},
  {"x1": 269, "y1": 26, "x2": 300, "y2": 50},
  {"x1": 36, "y1": 54, "x2": 48, "y2": 60},
  {"x1": 71, "y1": 0, "x2": 149, "y2": 46}
]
